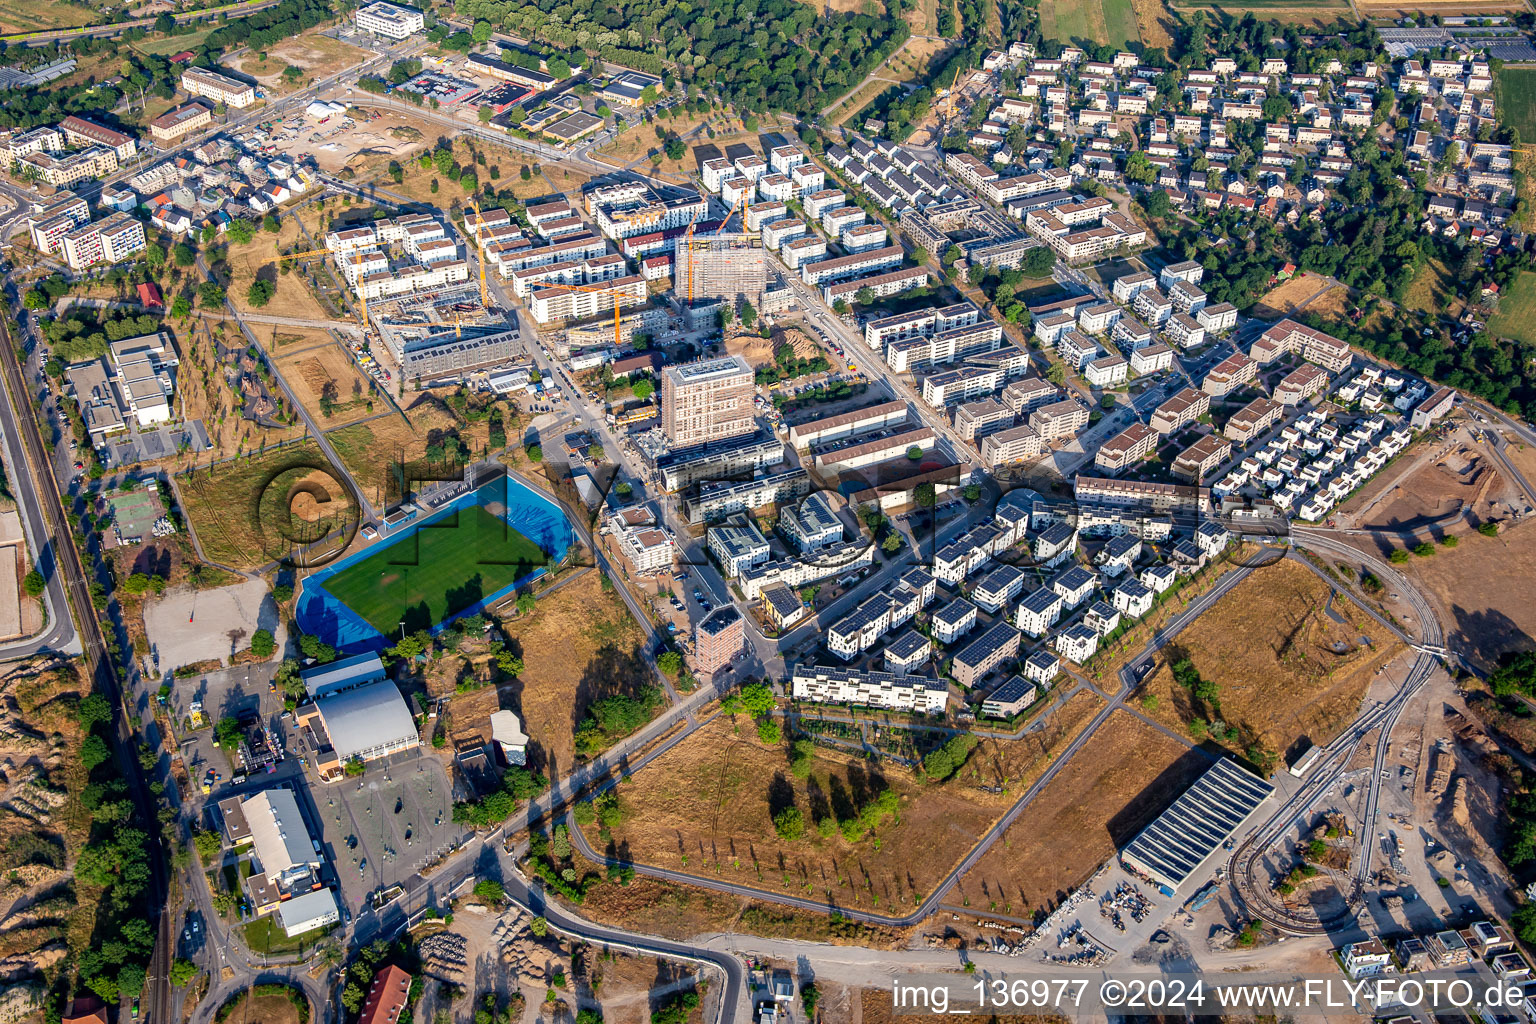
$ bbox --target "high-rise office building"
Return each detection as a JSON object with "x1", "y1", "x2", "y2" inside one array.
[{"x1": 660, "y1": 355, "x2": 756, "y2": 448}]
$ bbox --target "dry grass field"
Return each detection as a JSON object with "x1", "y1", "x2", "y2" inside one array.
[
  {"x1": 500, "y1": 571, "x2": 649, "y2": 772},
  {"x1": 1350, "y1": 523, "x2": 1536, "y2": 672},
  {"x1": 1251, "y1": 271, "x2": 1349, "y2": 320},
  {"x1": 174, "y1": 317, "x2": 307, "y2": 463},
  {"x1": 1131, "y1": 0, "x2": 1177, "y2": 47},
  {"x1": 959, "y1": 711, "x2": 1201, "y2": 916},
  {"x1": 209, "y1": 990, "x2": 307, "y2": 1024},
  {"x1": 324, "y1": 392, "x2": 508, "y2": 508},
  {"x1": 1404, "y1": 259, "x2": 1463, "y2": 320},
  {"x1": 236, "y1": 30, "x2": 368, "y2": 93},
  {"x1": 594, "y1": 114, "x2": 772, "y2": 182},
  {"x1": 221, "y1": 213, "x2": 343, "y2": 325},
  {"x1": 1134, "y1": 558, "x2": 1406, "y2": 758},
  {"x1": 177, "y1": 440, "x2": 358, "y2": 569},
  {"x1": 273, "y1": 332, "x2": 378, "y2": 428},
  {"x1": 585, "y1": 689, "x2": 1107, "y2": 914},
  {"x1": 0, "y1": 0, "x2": 99, "y2": 32}
]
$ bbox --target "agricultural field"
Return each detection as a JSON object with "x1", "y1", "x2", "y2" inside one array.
[
  {"x1": 0, "y1": 0, "x2": 99, "y2": 33},
  {"x1": 1495, "y1": 66, "x2": 1536, "y2": 142},
  {"x1": 1130, "y1": 0, "x2": 1176, "y2": 48},
  {"x1": 1038, "y1": 0, "x2": 1140, "y2": 48},
  {"x1": 322, "y1": 504, "x2": 548, "y2": 634},
  {"x1": 958, "y1": 711, "x2": 1202, "y2": 915},
  {"x1": 1488, "y1": 269, "x2": 1536, "y2": 345},
  {"x1": 1133, "y1": 558, "x2": 1406, "y2": 760},
  {"x1": 272, "y1": 331, "x2": 380, "y2": 428},
  {"x1": 176, "y1": 440, "x2": 359, "y2": 569},
  {"x1": 236, "y1": 29, "x2": 368, "y2": 93},
  {"x1": 585, "y1": 689, "x2": 1105, "y2": 914},
  {"x1": 500, "y1": 571, "x2": 649, "y2": 772}
]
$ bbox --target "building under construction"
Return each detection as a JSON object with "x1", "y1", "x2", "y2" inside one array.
[
  {"x1": 373, "y1": 284, "x2": 521, "y2": 381},
  {"x1": 672, "y1": 231, "x2": 766, "y2": 313}
]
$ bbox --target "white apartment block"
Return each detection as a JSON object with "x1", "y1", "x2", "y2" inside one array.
[
  {"x1": 528, "y1": 276, "x2": 645, "y2": 323},
  {"x1": 355, "y1": 1, "x2": 425, "y2": 38},
  {"x1": 791, "y1": 664, "x2": 949, "y2": 713},
  {"x1": 181, "y1": 67, "x2": 256, "y2": 109},
  {"x1": 1130, "y1": 343, "x2": 1175, "y2": 377},
  {"x1": 1055, "y1": 622, "x2": 1099, "y2": 663},
  {"x1": 1197, "y1": 302, "x2": 1238, "y2": 334},
  {"x1": 61, "y1": 213, "x2": 146, "y2": 271},
  {"x1": 1085, "y1": 355, "x2": 1128, "y2": 387},
  {"x1": 27, "y1": 195, "x2": 89, "y2": 255},
  {"x1": 1016, "y1": 587, "x2": 1064, "y2": 638}
]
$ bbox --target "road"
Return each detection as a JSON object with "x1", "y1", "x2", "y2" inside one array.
[
  {"x1": 0, "y1": 274, "x2": 172, "y2": 1024},
  {"x1": 1, "y1": 0, "x2": 281, "y2": 45}
]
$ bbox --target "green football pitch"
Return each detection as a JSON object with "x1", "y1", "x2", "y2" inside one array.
[{"x1": 323, "y1": 504, "x2": 549, "y2": 635}]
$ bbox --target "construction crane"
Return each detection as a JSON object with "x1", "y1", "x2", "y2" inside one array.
[
  {"x1": 688, "y1": 189, "x2": 749, "y2": 305},
  {"x1": 565, "y1": 279, "x2": 630, "y2": 350},
  {"x1": 468, "y1": 199, "x2": 491, "y2": 311},
  {"x1": 272, "y1": 246, "x2": 374, "y2": 327}
]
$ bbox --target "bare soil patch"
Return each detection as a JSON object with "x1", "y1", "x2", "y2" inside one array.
[
  {"x1": 1345, "y1": 442, "x2": 1515, "y2": 532},
  {"x1": 1133, "y1": 558, "x2": 1406, "y2": 760},
  {"x1": 958, "y1": 711, "x2": 1200, "y2": 917},
  {"x1": 236, "y1": 30, "x2": 367, "y2": 93},
  {"x1": 274, "y1": 334, "x2": 378, "y2": 428},
  {"x1": 212, "y1": 990, "x2": 307, "y2": 1024}
]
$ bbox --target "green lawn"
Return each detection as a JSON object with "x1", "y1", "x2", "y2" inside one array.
[
  {"x1": 131, "y1": 26, "x2": 218, "y2": 56},
  {"x1": 323, "y1": 504, "x2": 548, "y2": 635},
  {"x1": 242, "y1": 915, "x2": 334, "y2": 956},
  {"x1": 1488, "y1": 269, "x2": 1536, "y2": 345},
  {"x1": 1495, "y1": 66, "x2": 1536, "y2": 143},
  {"x1": 1100, "y1": 0, "x2": 1141, "y2": 48}
]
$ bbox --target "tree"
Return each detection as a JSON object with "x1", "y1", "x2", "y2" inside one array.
[
  {"x1": 740, "y1": 300, "x2": 757, "y2": 327},
  {"x1": 249, "y1": 628, "x2": 276, "y2": 659},
  {"x1": 548, "y1": 56, "x2": 571, "y2": 79},
  {"x1": 855, "y1": 286, "x2": 874, "y2": 306},
  {"x1": 773, "y1": 806, "x2": 805, "y2": 840},
  {"x1": 657, "y1": 651, "x2": 683, "y2": 675},
  {"x1": 169, "y1": 959, "x2": 198, "y2": 987},
  {"x1": 172, "y1": 243, "x2": 195, "y2": 267},
  {"x1": 170, "y1": 295, "x2": 192, "y2": 319},
  {"x1": 587, "y1": 442, "x2": 604, "y2": 461},
  {"x1": 78, "y1": 693, "x2": 112, "y2": 730},
  {"x1": 198, "y1": 282, "x2": 225, "y2": 308},
  {"x1": 246, "y1": 279, "x2": 275, "y2": 307},
  {"x1": 529, "y1": 916, "x2": 548, "y2": 937},
  {"x1": 344, "y1": 757, "x2": 366, "y2": 776},
  {"x1": 21, "y1": 569, "x2": 43, "y2": 597},
  {"x1": 1022, "y1": 246, "x2": 1055, "y2": 277},
  {"x1": 478, "y1": 105, "x2": 494, "y2": 123},
  {"x1": 906, "y1": 445, "x2": 923, "y2": 460},
  {"x1": 913, "y1": 482, "x2": 936, "y2": 508},
  {"x1": 473, "y1": 879, "x2": 505, "y2": 904},
  {"x1": 632, "y1": 379, "x2": 654, "y2": 400},
  {"x1": 526, "y1": 444, "x2": 543, "y2": 462},
  {"x1": 81, "y1": 734, "x2": 111, "y2": 771},
  {"x1": 226, "y1": 219, "x2": 254, "y2": 246},
  {"x1": 516, "y1": 592, "x2": 537, "y2": 615},
  {"x1": 664, "y1": 137, "x2": 685, "y2": 161}
]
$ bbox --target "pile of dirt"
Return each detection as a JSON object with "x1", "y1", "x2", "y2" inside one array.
[{"x1": 419, "y1": 931, "x2": 468, "y2": 985}]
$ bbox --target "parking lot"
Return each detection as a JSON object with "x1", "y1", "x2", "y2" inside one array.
[{"x1": 312, "y1": 746, "x2": 456, "y2": 914}]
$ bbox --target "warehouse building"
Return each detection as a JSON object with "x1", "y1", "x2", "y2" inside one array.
[
  {"x1": 1119, "y1": 758, "x2": 1275, "y2": 895},
  {"x1": 295, "y1": 658, "x2": 419, "y2": 782}
]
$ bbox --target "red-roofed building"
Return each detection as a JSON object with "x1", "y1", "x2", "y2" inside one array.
[
  {"x1": 62, "y1": 996, "x2": 107, "y2": 1024},
  {"x1": 359, "y1": 965, "x2": 412, "y2": 1024},
  {"x1": 137, "y1": 282, "x2": 163, "y2": 308},
  {"x1": 170, "y1": 50, "x2": 196, "y2": 64}
]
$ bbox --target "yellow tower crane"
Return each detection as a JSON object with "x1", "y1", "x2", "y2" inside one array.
[
  {"x1": 688, "y1": 190, "x2": 749, "y2": 306},
  {"x1": 272, "y1": 246, "x2": 373, "y2": 327},
  {"x1": 566, "y1": 279, "x2": 629, "y2": 350},
  {"x1": 469, "y1": 199, "x2": 492, "y2": 311}
]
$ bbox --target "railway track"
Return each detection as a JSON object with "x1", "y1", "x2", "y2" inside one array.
[
  {"x1": 1225, "y1": 529, "x2": 1444, "y2": 934},
  {"x1": 0, "y1": 321, "x2": 172, "y2": 1022}
]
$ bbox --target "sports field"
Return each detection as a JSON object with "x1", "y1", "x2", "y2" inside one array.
[{"x1": 323, "y1": 505, "x2": 549, "y2": 634}]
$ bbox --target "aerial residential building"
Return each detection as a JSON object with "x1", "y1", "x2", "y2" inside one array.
[
  {"x1": 981, "y1": 424, "x2": 1044, "y2": 467},
  {"x1": 1075, "y1": 475, "x2": 1210, "y2": 515},
  {"x1": 1001, "y1": 376, "x2": 1057, "y2": 416},
  {"x1": 980, "y1": 675, "x2": 1037, "y2": 718},
  {"x1": 1151, "y1": 387, "x2": 1209, "y2": 434},
  {"x1": 1172, "y1": 435, "x2": 1231, "y2": 483},
  {"x1": 27, "y1": 194, "x2": 89, "y2": 255},
  {"x1": 1202, "y1": 353, "x2": 1257, "y2": 397},
  {"x1": 971, "y1": 564, "x2": 1026, "y2": 614},
  {"x1": 1023, "y1": 648, "x2": 1060, "y2": 685},
  {"x1": 708, "y1": 519, "x2": 770, "y2": 576},
  {"x1": 1197, "y1": 302, "x2": 1238, "y2": 334},
  {"x1": 58, "y1": 115, "x2": 137, "y2": 161},
  {"x1": 1096, "y1": 423, "x2": 1158, "y2": 474},
  {"x1": 1272, "y1": 363, "x2": 1329, "y2": 405},
  {"x1": 1130, "y1": 343, "x2": 1175, "y2": 378},
  {"x1": 791, "y1": 663, "x2": 948, "y2": 712},
  {"x1": 149, "y1": 101, "x2": 214, "y2": 146},
  {"x1": 1054, "y1": 622, "x2": 1100, "y2": 663},
  {"x1": 931, "y1": 598, "x2": 978, "y2": 645},
  {"x1": 1159, "y1": 260, "x2": 1204, "y2": 289},
  {"x1": 21, "y1": 146, "x2": 117, "y2": 186},
  {"x1": 954, "y1": 399, "x2": 1014, "y2": 441},
  {"x1": 828, "y1": 593, "x2": 894, "y2": 660},
  {"x1": 1224, "y1": 397, "x2": 1282, "y2": 446},
  {"x1": 921, "y1": 365, "x2": 1002, "y2": 407},
  {"x1": 1051, "y1": 565, "x2": 1098, "y2": 610},
  {"x1": 1112, "y1": 577, "x2": 1155, "y2": 619},
  {"x1": 606, "y1": 506, "x2": 675, "y2": 576},
  {"x1": 1249, "y1": 319, "x2": 1352, "y2": 373},
  {"x1": 950, "y1": 620, "x2": 1021, "y2": 689},
  {"x1": 1113, "y1": 271, "x2": 1156, "y2": 302},
  {"x1": 779, "y1": 491, "x2": 843, "y2": 551},
  {"x1": 355, "y1": 1, "x2": 425, "y2": 38},
  {"x1": 695, "y1": 606, "x2": 745, "y2": 675},
  {"x1": 1015, "y1": 586, "x2": 1065, "y2": 638},
  {"x1": 1029, "y1": 398, "x2": 1089, "y2": 441},
  {"x1": 660, "y1": 356, "x2": 756, "y2": 448},
  {"x1": 359, "y1": 967, "x2": 414, "y2": 1024},
  {"x1": 1084, "y1": 601, "x2": 1120, "y2": 636},
  {"x1": 1085, "y1": 354, "x2": 1129, "y2": 387},
  {"x1": 181, "y1": 66, "x2": 256, "y2": 108},
  {"x1": 884, "y1": 630, "x2": 932, "y2": 675},
  {"x1": 60, "y1": 213, "x2": 146, "y2": 271}
]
